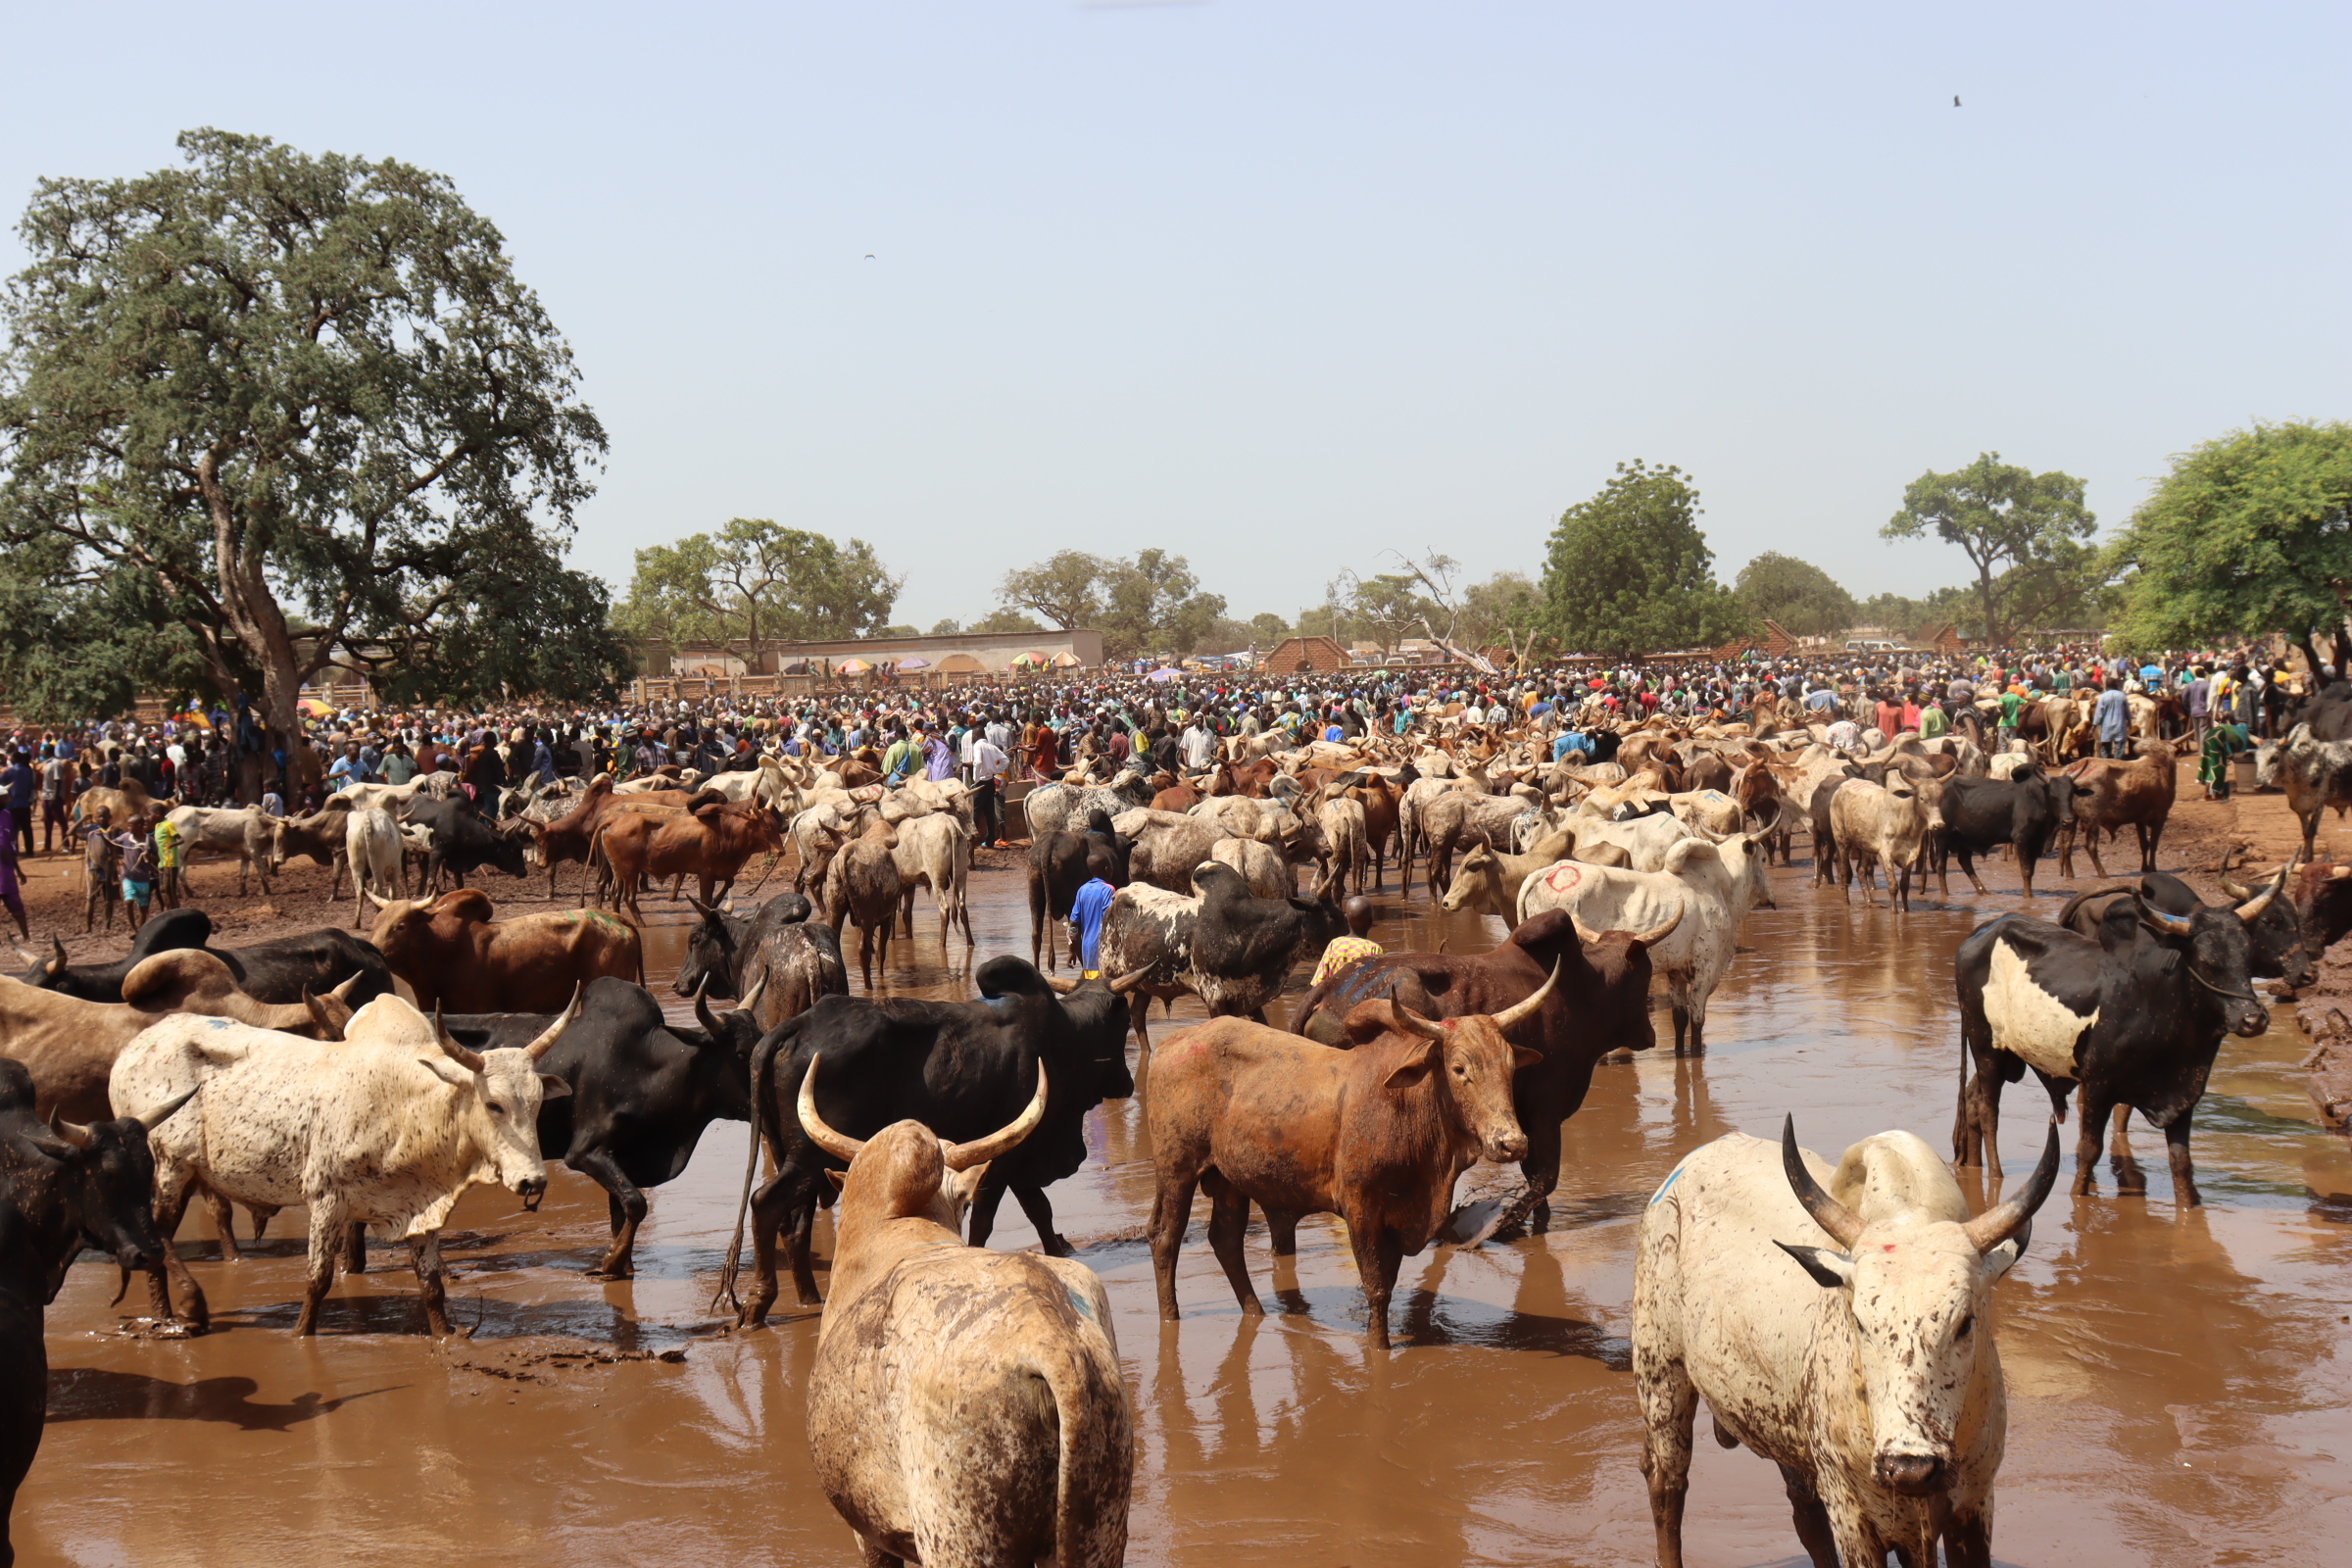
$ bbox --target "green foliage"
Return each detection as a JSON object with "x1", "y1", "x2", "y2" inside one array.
[
  {"x1": 1881, "y1": 453, "x2": 2097, "y2": 645},
  {"x1": 1454, "y1": 572, "x2": 1543, "y2": 650},
  {"x1": 1249, "y1": 612, "x2": 1290, "y2": 645},
  {"x1": 1331, "y1": 571, "x2": 1437, "y2": 655},
  {"x1": 996, "y1": 548, "x2": 1225, "y2": 659},
  {"x1": 1735, "y1": 553, "x2": 1859, "y2": 638},
  {"x1": 2107, "y1": 420, "x2": 2352, "y2": 650},
  {"x1": 928, "y1": 617, "x2": 962, "y2": 635},
  {"x1": 969, "y1": 607, "x2": 1044, "y2": 634},
  {"x1": 1859, "y1": 587, "x2": 1977, "y2": 640},
  {"x1": 1539, "y1": 461, "x2": 1749, "y2": 660},
  {"x1": 614, "y1": 517, "x2": 901, "y2": 661},
  {"x1": 0, "y1": 531, "x2": 218, "y2": 722},
  {"x1": 0, "y1": 128, "x2": 612, "y2": 722}
]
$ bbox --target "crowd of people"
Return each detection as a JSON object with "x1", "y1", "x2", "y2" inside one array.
[{"x1": 0, "y1": 639, "x2": 2302, "y2": 936}]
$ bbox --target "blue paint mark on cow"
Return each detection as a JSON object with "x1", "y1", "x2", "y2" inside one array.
[
  {"x1": 1066, "y1": 1285, "x2": 1096, "y2": 1321},
  {"x1": 1648, "y1": 1165, "x2": 1685, "y2": 1205}
]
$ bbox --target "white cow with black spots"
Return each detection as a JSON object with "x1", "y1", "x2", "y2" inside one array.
[
  {"x1": 110, "y1": 990, "x2": 579, "y2": 1337},
  {"x1": 1632, "y1": 1117, "x2": 2058, "y2": 1568}
]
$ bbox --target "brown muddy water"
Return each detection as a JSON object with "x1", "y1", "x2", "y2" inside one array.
[{"x1": 24, "y1": 866, "x2": 2352, "y2": 1566}]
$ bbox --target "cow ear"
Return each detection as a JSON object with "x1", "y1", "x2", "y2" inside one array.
[
  {"x1": 538, "y1": 1074, "x2": 571, "y2": 1100},
  {"x1": 1511, "y1": 1046, "x2": 1544, "y2": 1071},
  {"x1": 1775, "y1": 1241, "x2": 1854, "y2": 1288},
  {"x1": 1382, "y1": 1038, "x2": 1438, "y2": 1089},
  {"x1": 1982, "y1": 1219, "x2": 2031, "y2": 1280},
  {"x1": 822, "y1": 1168, "x2": 846, "y2": 1192}
]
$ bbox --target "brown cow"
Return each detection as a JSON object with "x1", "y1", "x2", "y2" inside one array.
[
  {"x1": 823, "y1": 818, "x2": 904, "y2": 990},
  {"x1": 0, "y1": 950, "x2": 356, "y2": 1123},
  {"x1": 1149, "y1": 770, "x2": 1201, "y2": 813},
  {"x1": 366, "y1": 889, "x2": 642, "y2": 1011},
  {"x1": 1290, "y1": 907, "x2": 1668, "y2": 1237},
  {"x1": 795, "y1": 1061, "x2": 1134, "y2": 1568},
  {"x1": 2056, "y1": 740, "x2": 2180, "y2": 879},
  {"x1": 1148, "y1": 971, "x2": 1553, "y2": 1350},
  {"x1": 592, "y1": 796, "x2": 783, "y2": 922},
  {"x1": 1208, "y1": 757, "x2": 1279, "y2": 798}
]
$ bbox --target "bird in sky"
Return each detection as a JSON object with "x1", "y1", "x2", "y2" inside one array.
[
  {"x1": 1953, "y1": 95, "x2": 1962, "y2": 107},
  {"x1": 864, "y1": 254, "x2": 876, "y2": 260}
]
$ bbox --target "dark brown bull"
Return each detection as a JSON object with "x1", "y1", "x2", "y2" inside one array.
[
  {"x1": 367, "y1": 889, "x2": 642, "y2": 1011},
  {"x1": 1147, "y1": 971, "x2": 1555, "y2": 1351}
]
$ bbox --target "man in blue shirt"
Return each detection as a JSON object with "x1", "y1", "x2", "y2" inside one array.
[
  {"x1": 1067, "y1": 876, "x2": 1118, "y2": 977},
  {"x1": 2094, "y1": 684, "x2": 2132, "y2": 759}
]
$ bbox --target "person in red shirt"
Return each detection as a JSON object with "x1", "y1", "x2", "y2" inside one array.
[{"x1": 1874, "y1": 692, "x2": 1905, "y2": 735}]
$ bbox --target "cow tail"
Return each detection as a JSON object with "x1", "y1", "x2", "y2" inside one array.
[
  {"x1": 1037, "y1": 1333, "x2": 1133, "y2": 1568},
  {"x1": 713, "y1": 1018, "x2": 794, "y2": 1315}
]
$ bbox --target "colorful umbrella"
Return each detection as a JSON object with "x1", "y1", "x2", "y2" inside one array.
[
  {"x1": 837, "y1": 659, "x2": 874, "y2": 674},
  {"x1": 1146, "y1": 667, "x2": 1182, "y2": 683},
  {"x1": 898, "y1": 656, "x2": 932, "y2": 670}
]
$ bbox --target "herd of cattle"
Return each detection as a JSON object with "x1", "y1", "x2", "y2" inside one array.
[{"x1": 10, "y1": 686, "x2": 2352, "y2": 1566}]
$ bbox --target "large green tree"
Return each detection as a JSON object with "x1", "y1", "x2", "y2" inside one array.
[
  {"x1": 2107, "y1": 420, "x2": 2352, "y2": 663},
  {"x1": 615, "y1": 517, "x2": 900, "y2": 666},
  {"x1": 995, "y1": 548, "x2": 1225, "y2": 659},
  {"x1": 0, "y1": 129, "x2": 621, "y2": 728},
  {"x1": 1881, "y1": 452, "x2": 2097, "y2": 645},
  {"x1": 1735, "y1": 552, "x2": 1859, "y2": 638},
  {"x1": 1540, "y1": 461, "x2": 1749, "y2": 660}
]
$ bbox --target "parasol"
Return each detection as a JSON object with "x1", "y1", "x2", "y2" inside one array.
[
  {"x1": 898, "y1": 656, "x2": 932, "y2": 670},
  {"x1": 1050, "y1": 651, "x2": 1082, "y2": 667},
  {"x1": 837, "y1": 659, "x2": 874, "y2": 674},
  {"x1": 1146, "y1": 667, "x2": 1182, "y2": 683}
]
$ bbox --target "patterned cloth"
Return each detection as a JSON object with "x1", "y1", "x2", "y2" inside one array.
[{"x1": 1310, "y1": 936, "x2": 1386, "y2": 988}]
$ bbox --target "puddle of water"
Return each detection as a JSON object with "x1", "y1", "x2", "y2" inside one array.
[{"x1": 21, "y1": 859, "x2": 2352, "y2": 1566}]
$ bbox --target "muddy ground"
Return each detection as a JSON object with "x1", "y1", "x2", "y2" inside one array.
[{"x1": 9, "y1": 771, "x2": 2351, "y2": 1567}]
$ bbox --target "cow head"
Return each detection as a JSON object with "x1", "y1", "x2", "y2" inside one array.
[
  {"x1": 119, "y1": 950, "x2": 357, "y2": 1039},
  {"x1": 1340, "y1": 965, "x2": 1554, "y2": 1164},
  {"x1": 2219, "y1": 863, "x2": 2317, "y2": 990},
  {"x1": 1775, "y1": 1115, "x2": 2059, "y2": 1499},
  {"x1": 675, "y1": 898, "x2": 749, "y2": 999},
  {"x1": 40, "y1": 1087, "x2": 196, "y2": 1296},
  {"x1": 1438, "y1": 845, "x2": 1508, "y2": 915},
  {"x1": 1044, "y1": 969, "x2": 1150, "y2": 1102},
  {"x1": 693, "y1": 972, "x2": 770, "y2": 1073},
  {"x1": 11, "y1": 935, "x2": 71, "y2": 991},
  {"x1": 2128, "y1": 895, "x2": 2272, "y2": 1038},
  {"x1": 421, "y1": 991, "x2": 581, "y2": 1206},
  {"x1": 798, "y1": 1054, "x2": 1050, "y2": 1229}
]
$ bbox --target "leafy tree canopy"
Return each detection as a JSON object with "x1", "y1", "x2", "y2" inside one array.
[
  {"x1": 2107, "y1": 420, "x2": 2352, "y2": 654},
  {"x1": 615, "y1": 517, "x2": 900, "y2": 662},
  {"x1": 969, "y1": 606, "x2": 1044, "y2": 635},
  {"x1": 1540, "y1": 461, "x2": 1749, "y2": 660},
  {"x1": 997, "y1": 548, "x2": 1225, "y2": 659},
  {"x1": 0, "y1": 128, "x2": 619, "y2": 724},
  {"x1": 1881, "y1": 452, "x2": 2097, "y2": 645},
  {"x1": 1735, "y1": 552, "x2": 1859, "y2": 638}
]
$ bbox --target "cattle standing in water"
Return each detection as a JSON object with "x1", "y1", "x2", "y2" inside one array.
[
  {"x1": 1147, "y1": 975, "x2": 1549, "y2": 1350},
  {"x1": 2057, "y1": 865, "x2": 2315, "y2": 991},
  {"x1": 796, "y1": 1062, "x2": 1134, "y2": 1568},
  {"x1": 436, "y1": 976, "x2": 766, "y2": 1277},
  {"x1": 366, "y1": 890, "x2": 641, "y2": 1011},
  {"x1": 1633, "y1": 1117, "x2": 2057, "y2": 1568},
  {"x1": 671, "y1": 891, "x2": 846, "y2": 1033},
  {"x1": 1292, "y1": 908, "x2": 1670, "y2": 1237},
  {"x1": 0, "y1": 1058, "x2": 185, "y2": 1567},
  {"x1": 727, "y1": 956, "x2": 1141, "y2": 1322},
  {"x1": 1095, "y1": 860, "x2": 1346, "y2": 1054},
  {"x1": 1027, "y1": 809, "x2": 1130, "y2": 971},
  {"x1": 1931, "y1": 767, "x2": 2093, "y2": 899},
  {"x1": 1953, "y1": 891, "x2": 2271, "y2": 1206},
  {"x1": 112, "y1": 993, "x2": 578, "y2": 1335}
]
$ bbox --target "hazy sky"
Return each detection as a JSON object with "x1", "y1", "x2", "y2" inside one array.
[{"x1": 4, "y1": 3, "x2": 2344, "y2": 629}]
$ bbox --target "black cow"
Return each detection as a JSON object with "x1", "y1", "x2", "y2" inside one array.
[
  {"x1": 1027, "y1": 808, "x2": 1131, "y2": 971},
  {"x1": 1097, "y1": 860, "x2": 1346, "y2": 1053},
  {"x1": 728, "y1": 956, "x2": 1139, "y2": 1322},
  {"x1": 1953, "y1": 895, "x2": 2269, "y2": 1207},
  {"x1": 11, "y1": 910, "x2": 392, "y2": 1006},
  {"x1": 2057, "y1": 867, "x2": 2313, "y2": 990},
  {"x1": 671, "y1": 891, "x2": 842, "y2": 1034},
  {"x1": 1933, "y1": 766, "x2": 2094, "y2": 898},
  {"x1": 438, "y1": 977, "x2": 767, "y2": 1278},
  {"x1": 399, "y1": 794, "x2": 530, "y2": 890},
  {"x1": 0, "y1": 1057, "x2": 184, "y2": 1563},
  {"x1": 2291, "y1": 860, "x2": 2352, "y2": 951}
]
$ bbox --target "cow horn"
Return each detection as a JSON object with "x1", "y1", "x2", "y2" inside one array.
[
  {"x1": 796, "y1": 1055, "x2": 865, "y2": 1161},
  {"x1": 942, "y1": 1061, "x2": 1051, "y2": 1171},
  {"x1": 11, "y1": 942, "x2": 38, "y2": 970},
  {"x1": 1389, "y1": 1003, "x2": 1451, "y2": 1043},
  {"x1": 52, "y1": 935, "x2": 69, "y2": 969},
  {"x1": 1630, "y1": 906, "x2": 1684, "y2": 948},
  {"x1": 695, "y1": 974, "x2": 725, "y2": 1036},
  {"x1": 139, "y1": 1087, "x2": 200, "y2": 1131},
  {"x1": 735, "y1": 972, "x2": 769, "y2": 1019},
  {"x1": 328, "y1": 972, "x2": 363, "y2": 1002},
  {"x1": 1106, "y1": 968, "x2": 1152, "y2": 995},
  {"x1": 2219, "y1": 871, "x2": 2254, "y2": 901},
  {"x1": 301, "y1": 988, "x2": 342, "y2": 1039},
  {"x1": 432, "y1": 1005, "x2": 487, "y2": 1073},
  {"x1": 360, "y1": 889, "x2": 389, "y2": 911},
  {"x1": 526, "y1": 985, "x2": 585, "y2": 1060},
  {"x1": 1490, "y1": 959, "x2": 1562, "y2": 1032},
  {"x1": 689, "y1": 897, "x2": 721, "y2": 919},
  {"x1": 2138, "y1": 902, "x2": 2195, "y2": 938},
  {"x1": 1569, "y1": 916, "x2": 1604, "y2": 948},
  {"x1": 1961, "y1": 1118, "x2": 2062, "y2": 1254},
  {"x1": 1781, "y1": 1115, "x2": 1863, "y2": 1249},
  {"x1": 1042, "y1": 975, "x2": 1080, "y2": 994},
  {"x1": 2235, "y1": 864, "x2": 2286, "y2": 924},
  {"x1": 48, "y1": 1111, "x2": 96, "y2": 1150}
]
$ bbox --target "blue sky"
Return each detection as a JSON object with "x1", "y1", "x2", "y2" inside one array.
[{"x1": 3, "y1": 2, "x2": 2343, "y2": 628}]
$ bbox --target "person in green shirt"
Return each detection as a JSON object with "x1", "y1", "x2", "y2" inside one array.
[
  {"x1": 1997, "y1": 688, "x2": 2024, "y2": 748},
  {"x1": 1920, "y1": 703, "x2": 1950, "y2": 740},
  {"x1": 881, "y1": 724, "x2": 919, "y2": 785},
  {"x1": 2199, "y1": 721, "x2": 2249, "y2": 801}
]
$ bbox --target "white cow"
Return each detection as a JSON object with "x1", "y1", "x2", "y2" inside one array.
[
  {"x1": 1567, "y1": 810, "x2": 1700, "y2": 872},
  {"x1": 1516, "y1": 832, "x2": 1775, "y2": 1054},
  {"x1": 163, "y1": 805, "x2": 283, "y2": 896},
  {"x1": 1633, "y1": 1118, "x2": 2056, "y2": 1568},
  {"x1": 889, "y1": 810, "x2": 974, "y2": 948},
  {"x1": 341, "y1": 804, "x2": 407, "y2": 922},
  {"x1": 111, "y1": 991, "x2": 578, "y2": 1337},
  {"x1": 1829, "y1": 778, "x2": 1933, "y2": 911}
]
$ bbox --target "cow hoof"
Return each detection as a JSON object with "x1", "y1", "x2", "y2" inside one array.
[
  {"x1": 1041, "y1": 1236, "x2": 1075, "y2": 1258},
  {"x1": 586, "y1": 1264, "x2": 635, "y2": 1281}
]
